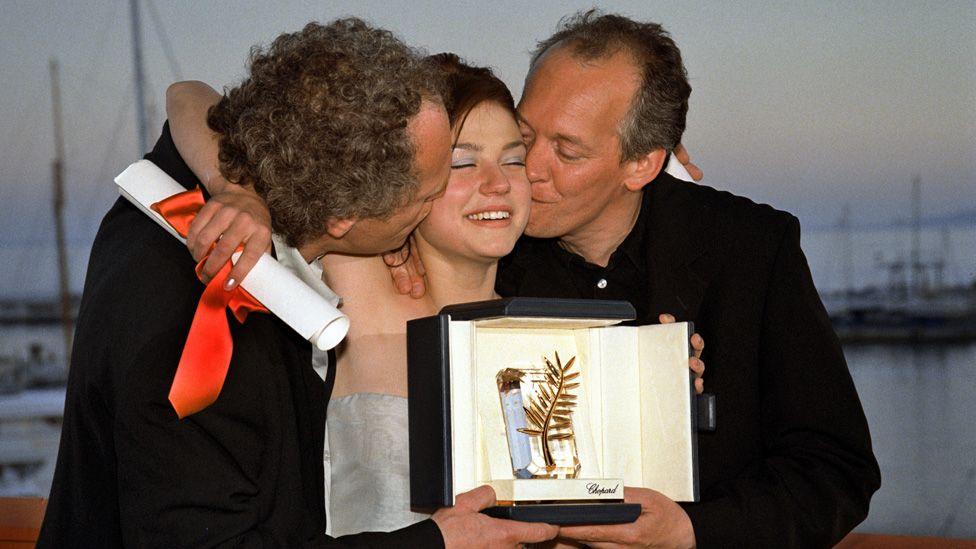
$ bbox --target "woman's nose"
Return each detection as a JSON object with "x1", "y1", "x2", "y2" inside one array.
[{"x1": 480, "y1": 164, "x2": 512, "y2": 195}]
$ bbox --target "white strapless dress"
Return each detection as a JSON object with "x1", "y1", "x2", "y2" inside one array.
[{"x1": 324, "y1": 393, "x2": 430, "y2": 536}]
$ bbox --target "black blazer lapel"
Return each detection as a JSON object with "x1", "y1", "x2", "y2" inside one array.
[{"x1": 644, "y1": 173, "x2": 716, "y2": 324}]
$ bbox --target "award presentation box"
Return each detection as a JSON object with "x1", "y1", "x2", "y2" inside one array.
[{"x1": 407, "y1": 298, "x2": 703, "y2": 524}]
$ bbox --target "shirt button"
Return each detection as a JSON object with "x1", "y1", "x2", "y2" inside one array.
[{"x1": 596, "y1": 278, "x2": 608, "y2": 289}]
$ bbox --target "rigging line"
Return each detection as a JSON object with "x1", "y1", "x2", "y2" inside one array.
[{"x1": 145, "y1": 0, "x2": 184, "y2": 81}]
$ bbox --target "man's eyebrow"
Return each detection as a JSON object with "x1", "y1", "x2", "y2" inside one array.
[
  {"x1": 502, "y1": 140, "x2": 525, "y2": 151},
  {"x1": 453, "y1": 142, "x2": 482, "y2": 152}
]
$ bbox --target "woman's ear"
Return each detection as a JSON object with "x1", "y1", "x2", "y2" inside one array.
[{"x1": 622, "y1": 148, "x2": 667, "y2": 192}]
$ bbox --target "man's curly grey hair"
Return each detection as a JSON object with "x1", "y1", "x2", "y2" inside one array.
[{"x1": 208, "y1": 18, "x2": 446, "y2": 247}]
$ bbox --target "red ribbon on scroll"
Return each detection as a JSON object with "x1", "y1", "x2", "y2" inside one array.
[{"x1": 151, "y1": 187, "x2": 268, "y2": 418}]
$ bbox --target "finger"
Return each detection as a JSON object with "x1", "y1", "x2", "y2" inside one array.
[
  {"x1": 454, "y1": 484, "x2": 497, "y2": 513},
  {"x1": 407, "y1": 237, "x2": 427, "y2": 298},
  {"x1": 674, "y1": 143, "x2": 690, "y2": 165},
  {"x1": 658, "y1": 313, "x2": 675, "y2": 324},
  {"x1": 410, "y1": 280, "x2": 425, "y2": 299},
  {"x1": 202, "y1": 214, "x2": 251, "y2": 280},
  {"x1": 409, "y1": 235, "x2": 425, "y2": 277},
  {"x1": 194, "y1": 206, "x2": 239, "y2": 270},
  {"x1": 623, "y1": 486, "x2": 656, "y2": 503},
  {"x1": 391, "y1": 265, "x2": 413, "y2": 295},
  {"x1": 502, "y1": 520, "x2": 559, "y2": 544},
  {"x1": 557, "y1": 524, "x2": 619, "y2": 544},
  {"x1": 186, "y1": 202, "x2": 222, "y2": 261},
  {"x1": 691, "y1": 333, "x2": 704, "y2": 359},
  {"x1": 226, "y1": 227, "x2": 271, "y2": 290},
  {"x1": 382, "y1": 244, "x2": 409, "y2": 267},
  {"x1": 689, "y1": 357, "x2": 705, "y2": 376},
  {"x1": 696, "y1": 377, "x2": 704, "y2": 394},
  {"x1": 687, "y1": 162, "x2": 704, "y2": 182}
]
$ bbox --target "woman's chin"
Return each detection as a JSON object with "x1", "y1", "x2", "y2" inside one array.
[{"x1": 469, "y1": 240, "x2": 519, "y2": 262}]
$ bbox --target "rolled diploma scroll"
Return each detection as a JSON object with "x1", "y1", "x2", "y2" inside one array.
[
  {"x1": 665, "y1": 152, "x2": 694, "y2": 182},
  {"x1": 115, "y1": 160, "x2": 350, "y2": 351}
]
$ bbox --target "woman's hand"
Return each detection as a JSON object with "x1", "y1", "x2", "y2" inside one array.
[
  {"x1": 186, "y1": 183, "x2": 273, "y2": 289},
  {"x1": 659, "y1": 313, "x2": 705, "y2": 394},
  {"x1": 383, "y1": 235, "x2": 428, "y2": 298}
]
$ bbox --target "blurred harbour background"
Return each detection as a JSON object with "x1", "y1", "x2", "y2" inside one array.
[{"x1": 1, "y1": 0, "x2": 973, "y2": 540}]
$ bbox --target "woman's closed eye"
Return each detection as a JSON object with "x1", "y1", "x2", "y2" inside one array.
[{"x1": 451, "y1": 158, "x2": 477, "y2": 169}]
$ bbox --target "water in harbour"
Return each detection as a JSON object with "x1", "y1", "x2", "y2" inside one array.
[{"x1": 847, "y1": 342, "x2": 976, "y2": 538}]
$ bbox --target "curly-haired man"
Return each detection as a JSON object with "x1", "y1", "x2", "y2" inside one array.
[{"x1": 39, "y1": 18, "x2": 556, "y2": 548}]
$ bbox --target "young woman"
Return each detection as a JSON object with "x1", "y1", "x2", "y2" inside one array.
[{"x1": 165, "y1": 55, "x2": 705, "y2": 535}]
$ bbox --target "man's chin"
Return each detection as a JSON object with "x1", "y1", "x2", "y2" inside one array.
[{"x1": 523, "y1": 220, "x2": 563, "y2": 239}]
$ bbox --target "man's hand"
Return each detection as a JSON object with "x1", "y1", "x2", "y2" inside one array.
[
  {"x1": 432, "y1": 485, "x2": 558, "y2": 548},
  {"x1": 558, "y1": 487, "x2": 695, "y2": 549},
  {"x1": 186, "y1": 183, "x2": 272, "y2": 289},
  {"x1": 659, "y1": 314, "x2": 705, "y2": 394},
  {"x1": 673, "y1": 144, "x2": 703, "y2": 182},
  {"x1": 383, "y1": 235, "x2": 427, "y2": 298}
]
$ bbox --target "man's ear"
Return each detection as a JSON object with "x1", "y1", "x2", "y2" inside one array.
[
  {"x1": 325, "y1": 217, "x2": 357, "y2": 239},
  {"x1": 622, "y1": 148, "x2": 667, "y2": 192}
]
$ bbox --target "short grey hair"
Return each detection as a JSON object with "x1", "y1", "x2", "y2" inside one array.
[{"x1": 531, "y1": 9, "x2": 691, "y2": 161}]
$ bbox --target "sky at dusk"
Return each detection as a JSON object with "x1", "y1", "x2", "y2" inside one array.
[{"x1": 1, "y1": 0, "x2": 973, "y2": 296}]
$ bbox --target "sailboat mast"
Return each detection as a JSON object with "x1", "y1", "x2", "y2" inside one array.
[
  {"x1": 910, "y1": 175, "x2": 922, "y2": 295},
  {"x1": 840, "y1": 203, "x2": 854, "y2": 300},
  {"x1": 129, "y1": 0, "x2": 149, "y2": 155},
  {"x1": 49, "y1": 59, "x2": 73, "y2": 364}
]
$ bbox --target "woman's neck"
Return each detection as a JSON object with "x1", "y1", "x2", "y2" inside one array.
[{"x1": 414, "y1": 236, "x2": 499, "y2": 310}]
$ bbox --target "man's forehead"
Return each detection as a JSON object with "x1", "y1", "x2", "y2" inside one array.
[
  {"x1": 523, "y1": 49, "x2": 637, "y2": 111},
  {"x1": 409, "y1": 101, "x2": 452, "y2": 169}
]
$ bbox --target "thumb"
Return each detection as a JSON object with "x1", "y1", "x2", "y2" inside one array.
[{"x1": 507, "y1": 521, "x2": 560, "y2": 543}]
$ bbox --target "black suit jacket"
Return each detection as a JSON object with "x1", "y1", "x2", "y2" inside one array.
[
  {"x1": 39, "y1": 125, "x2": 443, "y2": 548},
  {"x1": 497, "y1": 172, "x2": 881, "y2": 548}
]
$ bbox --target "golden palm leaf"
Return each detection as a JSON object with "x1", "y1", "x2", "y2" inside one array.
[{"x1": 517, "y1": 351, "x2": 579, "y2": 469}]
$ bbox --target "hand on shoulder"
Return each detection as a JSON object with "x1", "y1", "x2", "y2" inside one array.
[{"x1": 186, "y1": 183, "x2": 272, "y2": 289}]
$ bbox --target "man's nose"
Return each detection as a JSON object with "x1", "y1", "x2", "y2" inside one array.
[
  {"x1": 479, "y1": 164, "x2": 512, "y2": 195},
  {"x1": 524, "y1": 141, "x2": 549, "y2": 184}
]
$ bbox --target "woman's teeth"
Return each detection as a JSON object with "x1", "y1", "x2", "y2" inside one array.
[{"x1": 466, "y1": 211, "x2": 510, "y2": 221}]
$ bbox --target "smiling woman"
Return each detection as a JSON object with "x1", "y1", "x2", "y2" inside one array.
[{"x1": 415, "y1": 99, "x2": 531, "y2": 264}]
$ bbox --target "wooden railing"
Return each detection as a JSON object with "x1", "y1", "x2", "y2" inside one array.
[
  {"x1": 0, "y1": 497, "x2": 971, "y2": 548},
  {"x1": 0, "y1": 498, "x2": 46, "y2": 548}
]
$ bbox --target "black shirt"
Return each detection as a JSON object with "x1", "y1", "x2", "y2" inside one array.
[{"x1": 548, "y1": 190, "x2": 650, "y2": 323}]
